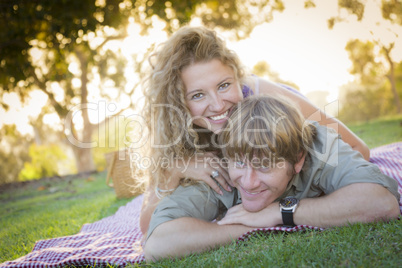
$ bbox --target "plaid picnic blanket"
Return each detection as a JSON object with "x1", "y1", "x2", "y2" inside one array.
[{"x1": 1, "y1": 142, "x2": 402, "y2": 268}]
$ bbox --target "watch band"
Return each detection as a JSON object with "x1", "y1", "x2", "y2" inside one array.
[{"x1": 281, "y1": 209, "x2": 295, "y2": 227}]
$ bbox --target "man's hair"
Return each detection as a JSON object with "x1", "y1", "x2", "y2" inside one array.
[{"x1": 218, "y1": 95, "x2": 316, "y2": 169}]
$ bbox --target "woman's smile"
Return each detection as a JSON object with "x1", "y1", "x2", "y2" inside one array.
[
  {"x1": 208, "y1": 110, "x2": 229, "y2": 121},
  {"x1": 182, "y1": 59, "x2": 243, "y2": 133}
]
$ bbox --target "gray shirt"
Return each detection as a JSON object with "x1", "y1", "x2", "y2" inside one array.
[{"x1": 147, "y1": 122, "x2": 400, "y2": 238}]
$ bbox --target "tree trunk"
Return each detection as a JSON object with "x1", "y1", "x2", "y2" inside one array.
[
  {"x1": 383, "y1": 44, "x2": 402, "y2": 114},
  {"x1": 72, "y1": 147, "x2": 95, "y2": 173},
  {"x1": 386, "y1": 70, "x2": 401, "y2": 114},
  {"x1": 73, "y1": 46, "x2": 96, "y2": 173}
]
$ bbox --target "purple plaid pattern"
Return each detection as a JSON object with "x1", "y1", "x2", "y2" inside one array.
[
  {"x1": 1, "y1": 195, "x2": 146, "y2": 267},
  {"x1": 237, "y1": 225, "x2": 324, "y2": 242},
  {"x1": 370, "y1": 142, "x2": 402, "y2": 189},
  {"x1": 370, "y1": 142, "x2": 402, "y2": 214},
  {"x1": 2, "y1": 143, "x2": 401, "y2": 267}
]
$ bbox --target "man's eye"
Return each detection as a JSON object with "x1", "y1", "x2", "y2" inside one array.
[
  {"x1": 235, "y1": 161, "x2": 245, "y2": 168},
  {"x1": 218, "y1": 83, "x2": 230, "y2": 90},
  {"x1": 259, "y1": 166, "x2": 271, "y2": 172},
  {"x1": 191, "y1": 93, "x2": 204, "y2": 100}
]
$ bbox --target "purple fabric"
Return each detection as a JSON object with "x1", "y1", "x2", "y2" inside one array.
[
  {"x1": 242, "y1": 84, "x2": 253, "y2": 98},
  {"x1": 242, "y1": 81, "x2": 305, "y2": 99},
  {"x1": 370, "y1": 142, "x2": 402, "y2": 203}
]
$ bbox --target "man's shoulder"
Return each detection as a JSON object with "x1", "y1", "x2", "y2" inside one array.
[{"x1": 306, "y1": 121, "x2": 341, "y2": 166}]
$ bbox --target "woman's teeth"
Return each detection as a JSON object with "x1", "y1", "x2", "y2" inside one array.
[{"x1": 209, "y1": 110, "x2": 229, "y2": 121}]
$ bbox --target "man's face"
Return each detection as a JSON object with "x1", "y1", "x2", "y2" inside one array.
[{"x1": 227, "y1": 157, "x2": 294, "y2": 212}]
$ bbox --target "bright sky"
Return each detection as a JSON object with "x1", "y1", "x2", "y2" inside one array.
[
  {"x1": 1, "y1": 0, "x2": 401, "y2": 135},
  {"x1": 227, "y1": 0, "x2": 402, "y2": 100}
]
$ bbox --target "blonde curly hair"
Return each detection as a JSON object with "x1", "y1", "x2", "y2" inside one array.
[{"x1": 139, "y1": 26, "x2": 246, "y2": 193}]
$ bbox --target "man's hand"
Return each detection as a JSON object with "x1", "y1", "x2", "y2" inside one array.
[{"x1": 218, "y1": 203, "x2": 282, "y2": 228}]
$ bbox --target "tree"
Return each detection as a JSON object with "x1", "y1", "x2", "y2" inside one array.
[
  {"x1": 0, "y1": 0, "x2": 132, "y2": 173},
  {"x1": 327, "y1": 0, "x2": 402, "y2": 114},
  {"x1": 344, "y1": 39, "x2": 382, "y2": 85},
  {"x1": 0, "y1": 125, "x2": 31, "y2": 184},
  {"x1": 338, "y1": 81, "x2": 395, "y2": 123},
  {"x1": 0, "y1": 0, "x2": 286, "y2": 175},
  {"x1": 338, "y1": 38, "x2": 401, "y2": 122}
]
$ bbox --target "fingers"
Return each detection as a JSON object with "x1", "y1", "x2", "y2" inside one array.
[
  {"x1": 205, "y1": 155, "x2": 233, "y2": 191},
  {"x1": 216, "y1": 166, "x2": 234, "y2": 188},
  {"x1": 212, "y1": 171, "x2": 232, "y2": 192},
  {"x1": 181, "y1": 153, "x2": 234, "y2": 195},
  {"x1": 218, "y1": 205, "x2": 245, "y2": 225},
  {"x1": 201, "y1": 174, "x2": 223, "y2": 195}
]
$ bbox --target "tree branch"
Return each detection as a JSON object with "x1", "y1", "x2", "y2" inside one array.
[
  {"x1": 28, "y1": 67, "x2": 68, "y2": 118},
  {"x1": 96, "y1": 34, "x2": 128, "y2": 51}
]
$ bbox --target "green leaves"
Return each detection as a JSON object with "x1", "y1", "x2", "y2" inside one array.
[{"x1": 381, "y1": 0, "x2": 402, "y2": 25}]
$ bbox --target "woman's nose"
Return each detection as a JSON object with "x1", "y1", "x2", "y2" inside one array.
[{"x1": 209, "y1": 94, "x2": 225, "y2": 112}]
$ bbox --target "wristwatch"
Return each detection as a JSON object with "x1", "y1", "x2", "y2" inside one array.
[{"x1": 279, "y1": 196, "x2": 299, "y2": 227}]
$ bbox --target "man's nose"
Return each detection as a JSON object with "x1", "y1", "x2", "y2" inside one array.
[{"x1": 242, "y1": 168, "x2": 261, "y2": 190}]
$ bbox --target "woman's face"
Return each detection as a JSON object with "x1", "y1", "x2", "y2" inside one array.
[{"x1": 182, "y1": 59, "x2": 243, "y2": 133}]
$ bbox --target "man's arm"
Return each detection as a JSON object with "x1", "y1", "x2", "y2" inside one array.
[
  {"x1": 219, "y1": 183, "x2": 400, "y2": 228},
  {"x1": 144, "y1": 217, "x2": 251, "y2": 262},
  {"x1": 296, "y1": 183, "x2": 400, "y2": 227}
]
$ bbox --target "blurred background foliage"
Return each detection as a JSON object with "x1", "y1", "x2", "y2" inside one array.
[{"x1": 0, "y1": 0, "x2": 401, "y2": 184}]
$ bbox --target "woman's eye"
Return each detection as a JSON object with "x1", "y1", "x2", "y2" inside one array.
[
  {"x1": 218, "y1": 82, "x2": 230, "y2": 90},
  {"x1": 191, "y1": 93, "x2": 204, "y2": 100}
]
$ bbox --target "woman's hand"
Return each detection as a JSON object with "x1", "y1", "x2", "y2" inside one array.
[{"x1": 168, "y1": 152, "x2": 233, "y2": 195}]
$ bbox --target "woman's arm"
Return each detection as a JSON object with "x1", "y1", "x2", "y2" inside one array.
[
  {"x1": 139, "y1": 152, "x2": 233, "y2": 235},
  {"x1": 140, "y1": 184, "x2": 160, "y2": 236},
  {"x1": 257, "y1": 79, "x2": 370, "y2": 160}
]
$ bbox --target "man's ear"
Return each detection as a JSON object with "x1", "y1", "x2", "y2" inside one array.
[{"x1": 294, "y1": 152, "x2": 306, "y2": 174}]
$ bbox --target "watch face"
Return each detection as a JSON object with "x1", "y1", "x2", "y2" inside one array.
[{"x1": 280, "y1": 197, "x2": 298, "y2": 208}]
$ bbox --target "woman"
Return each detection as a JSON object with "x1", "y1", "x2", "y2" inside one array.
[{"x1": 138, "y1": 26, "x2": 370, "y2": 235}]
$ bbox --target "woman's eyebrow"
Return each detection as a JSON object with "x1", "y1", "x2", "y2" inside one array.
[{"x1": 216, "y1": 76, "x2": 233, "y2": 86}]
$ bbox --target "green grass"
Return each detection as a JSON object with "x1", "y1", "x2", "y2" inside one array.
[
  {"x1": 0, "y1": 174, "x2": 133, "y2": 264},
  {"x1": 348, "y1": 114, "x2": 402, "y2": 148},
  {"x1": 152, "y1": 221, "x2": 401, "y2": 267},
  {"x1": 1, "y1": 115, "x2": 401, "y2": 267}
]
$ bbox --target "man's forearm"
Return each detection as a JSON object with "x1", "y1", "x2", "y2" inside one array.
[
  {"x1": 295, "y1": 183, "x2": 400, "y2": 227},
  {"x1": 219, "y1": 183, "x2": 399, "y2": 229},
  {"x1": 144, "y1": 217, "x2": 251, "y2": 262}
]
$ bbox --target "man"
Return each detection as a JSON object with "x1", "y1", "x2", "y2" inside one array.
[{"x1": 144, "y1": 95, "x2": 400, "y2": 261}]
